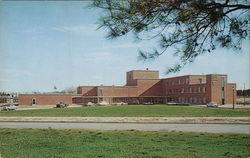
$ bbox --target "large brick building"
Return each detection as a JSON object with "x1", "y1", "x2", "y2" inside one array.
[{"x1": 19, "y1": 70, "x2": 236, "y2": 106}]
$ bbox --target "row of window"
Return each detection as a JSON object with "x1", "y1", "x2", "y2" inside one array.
[
  {"x1": 176, "y1": 97, "x2": 207, "y2": 104},
  {"x1": 168, "y1": 87, "x2": 207, "y2": 94},
  {"x1": 165, "y1": 78, "x2": 208, "y2": 86},
  {"x1": 165, "y1": 78, "x2": 189, "y2": 85}
]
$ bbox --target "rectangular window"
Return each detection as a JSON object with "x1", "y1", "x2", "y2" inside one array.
[
  {"x1": 129, "y1": 75, "x2": 132, "y2": 80},
  {"x1": 221, "y1": 91, "x2": 225, "y2": 98},
  {"x1": 194, "y1": 98, "x2": 197, "y2": 103},
  {"x1": 99, "y1": 89, "x2": 103, "y2": 96},
  {"x1": 199, "y1": 78, "x2": 202, "y2": 84},
  {"x1": 221, "y1": 77, "x2": 226, "y2": 87},
  {"x1": 203, "y1": 87, "x2": 206, "y2": 93},
  {"x1": 203, "y1": 98, "x2": 207, "y2": 103},
  {"x1": 199, "y1": 98, "x2": 202, "y2": 103}
]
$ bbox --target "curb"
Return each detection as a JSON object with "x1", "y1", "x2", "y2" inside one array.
[{"x1": 0, "y1": 117, "x2": 249, "y2": 124}]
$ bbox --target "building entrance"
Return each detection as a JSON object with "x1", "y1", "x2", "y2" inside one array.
[{"x1": 32, "y1": 98, "x2": 36, "y2": 106}]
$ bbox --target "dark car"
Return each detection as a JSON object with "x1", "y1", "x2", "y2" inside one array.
[
  {"x1": 56, "y1": 102, "x2": 69, "y2": 108},
  {"x1": 206, "y1": 102, "x2": 218, "y2": 108},
  {"x1": 178, "y1": 102, "x2": 191, "y2": 106},
  {"x1": 143, "y1": 102, "x2": 154, "y2": 105}
]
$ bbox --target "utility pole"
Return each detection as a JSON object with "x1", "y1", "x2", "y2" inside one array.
[
  {"x1": 232, "y1": 87, "x2": 235, "y2": 109},
  {"x1": 243, "y1": 83, "x2": 246, "y2": 105}
]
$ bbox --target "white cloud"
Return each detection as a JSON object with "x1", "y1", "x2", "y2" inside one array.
[
  {"x1": 80, "y1": 51, "x2": 114, "y2": 62},
  {"x1": 0, "y1": 68, "x2": 33, "y2": 77},
  {"x1": 23, "y1": 27, "x2": 46, "y2": 33},
  {"x1": 51, "y1": 24, "x2": 103, "y2": 36}
]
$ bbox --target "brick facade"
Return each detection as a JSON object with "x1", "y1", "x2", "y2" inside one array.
[
  {"x1": 19, "y1": 70, "x2": 236, "y2": 106},
  {"x1": 19, "y1": 94, "x2": 73, "y2": 106}
]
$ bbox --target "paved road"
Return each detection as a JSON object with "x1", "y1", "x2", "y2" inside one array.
[
  {"x1": 0, "y1": 122, "x2": 249, "y2": 134},
  {"x1": 0, "y1": 117, "x2": 249, "y2": 124}
]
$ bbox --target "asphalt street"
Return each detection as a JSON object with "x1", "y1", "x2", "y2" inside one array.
[{"x1": 0, "y1": 122, "x2": 249, "y2": 134}]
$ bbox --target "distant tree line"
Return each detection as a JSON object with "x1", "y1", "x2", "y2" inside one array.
[
  {"x1": 31, "y1": 87, "x2": 77, "y2": 94},
  {"x1": 237, "y1": 89, "x2": 250, "y2": 97}
]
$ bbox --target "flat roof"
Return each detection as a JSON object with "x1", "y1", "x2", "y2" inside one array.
[
  {"x1": 19, "y1": 94, "x2": 74, "y2": 96},
  {"x1": 127, "y1": 70, "x2": 159, "y2": 73},
  {"x1": 78, "y1": 85, "x2": 138, "y2": 88},
  {"x1": 161, "y1": 74, "x2": 227, "y2": 80}
]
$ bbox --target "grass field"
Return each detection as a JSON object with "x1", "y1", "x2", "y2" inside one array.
[
  {"x1": 0, "y1": 128, "x2": 249, "y2": 158},
  {"x1": 0, "y1": 105, "x2": 249, "y2": 117}
]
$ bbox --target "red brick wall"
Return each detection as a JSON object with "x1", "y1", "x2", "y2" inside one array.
[
  {"x1": 161, "y1": 76, "x2": 189, "y2": 86},
  {"x1": 189, "y1": 76, "x2": 207, "y2": 84},
  {"x1": 225, "y1": 83, "x2": 236, "y2": 104},
  {"x1": 136, "y1": 79, "x2": 161, "y2": 96},
  {"x1": 19, "y1": 71, "x2": 236, "y2": 106},
  {"x1": 126, "y1": 70, "x2": 159, "y2": 86},
  {"x1": 139, "y1": 80, "x2": 164, "y2": 96},
  {"x1": 19, "y1": 94, "x2": 73, "y2": 106},
  {"x1": 162, "y1": 77, "x2": 210, "y2": 104},
  {"x1": 208, "y1": 74, "x2": 228, "y2": 104},
  {"x1": 77, "y1": 86, "x2": 97, "y2": 96},
  {"x1": 98, "y1": 86, "x2": 138, "y2": 97},
  {"x1": 132, "y1": 71, "x2": 159, "y2": 80}
]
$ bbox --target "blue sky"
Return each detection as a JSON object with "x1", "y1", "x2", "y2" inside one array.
[{"x1": 0, "y1": 1, "x2": 249, "y2": 93}]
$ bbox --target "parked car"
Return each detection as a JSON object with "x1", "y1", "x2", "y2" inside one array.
[
  {"x1": 2, "y1": 105, "x2": 18, "y2": 111},
  {"x1": 97, "y1": 101, "x2": 109, "y2": 106},
  {"x1": 143, "y1": 102, "x2": 154, "y2": 105},
  {"x1": 166, "y1": 101, "x2": 178, "y2": 105},
  {"x1": 178, "y1": 102, "x2": 191, "y2": 106},
  {"x1": 166, "y1": 102, "x2": 190, "y2": 106},
  {"x1": 115, "y1": 102, "x2": 128, "y2": 106},
  {"x1": 86, "y1": 102, "x2": 95, "y2": 106},
  {"x1": 56, "y1": 102, "x2": 69, "y2": 108},
  {"x1": 207, "y1": 102, "x2": 218, "y2": 108}
]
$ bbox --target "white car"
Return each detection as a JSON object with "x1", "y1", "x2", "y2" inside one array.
[
  {"x1": 98, "y1": 101, "x2": 109, "y2": 106},
  {"x1": 3, "y1": 105, "x2": 18, "y2": 111},
  {"x1": 115, "y1": 102, "x2": 128, "y2": 106},
  {"x1": 166, "y1": 101, "x2": 178, "y2": 105},
  {"x1": 86, "y1": 102, "x2": 95, "y2": 106},
  {"x1": 207, "y1": 102, "x2": 218, "y2": 108}
]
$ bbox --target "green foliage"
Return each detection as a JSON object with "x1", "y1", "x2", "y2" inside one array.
[
  {"x1": 0, "y1": 128, "x2": 249, "y2": 158},
  {"x1": 0, "y1": 105, "x2": 249, "y2": 117},
  {"x1": 91, "y1": 0, "x2": 250, "y2": 73}
]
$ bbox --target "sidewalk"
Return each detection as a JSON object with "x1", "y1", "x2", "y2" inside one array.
[{"x1": 0, "y1": 117, "x2": 249, "y2": 124}]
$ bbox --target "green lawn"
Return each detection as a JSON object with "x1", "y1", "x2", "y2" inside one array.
[
  {"x1": 0, "y1": 105, "x2": 249, "y2": 117},
  {"x1": 0, "y1": 128, "x2": 249, "y2": 158}
]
